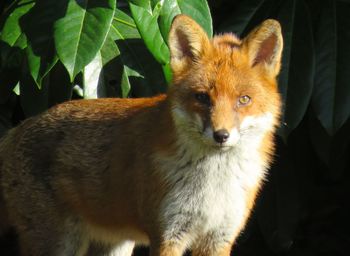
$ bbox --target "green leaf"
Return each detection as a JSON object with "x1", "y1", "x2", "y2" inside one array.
[
  {"x1": 110, "y1": 9, "x2": 140, "y2": 40},
  {"x1": 176, "y1": 0, "x2": 212, "y2": 38},
  {"x1": 129, "y1": 1, "x2": 170, "y2": 65},
  {"x1": 312, "y1": 0, "x2": 350, "y2": 135},
  {"x1": 100, "y1": 31, "x2": 121, "y2": 66},
  {"x1": 277, "y1": 0, "x2": 314, "y2": 140},
  {"x1": 13, "y1": 82, "x2": 20, "y2": 96},
  {"x1": 157, "y1": 0, "x2": 181, "y2": 42},
  {"x1": 83, "y1": 51, "x2": 105, "y2": 99},
  {"x1": 120, "y1": 65, "x2": 140, "y2": 98},
  {"x1": 20, "y1": 0, "x2": 66, "y2": 86},
  {"x1": 26, "y1": 45, "x2": 58, "y2": 87},
  {"x1": 54, "y1": 0, "x2": 116, "y2": 81},
  {"x1": 0, "y1": 0, "x2": 34, "y2": 49}
]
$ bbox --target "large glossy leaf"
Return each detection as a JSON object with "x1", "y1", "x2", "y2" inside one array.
[
  {"x1": 0, "y1": 0, "x2": 34, "y2": 49},
  {"x1": 100, "y1": 32, "x2": 120, "y2": 68},
  {"x1": 54, "y1": 0, "x2": 116, "y2": 81},
  {"x1": 25, "y1": 46, "x2": 58, "y2": 88},
  {"x1": 82, "y1": 34, "x2": 120, "y2": 99},
  {"x1": 120, "y1": 65, "x2": 141, "y2": 98},
  {"x1": 82, "y1": 31, "x2": 120, "y2": 99},
  {"x1": 277, "y1": 0, "x2": 314, "y2": 140},
  {"x1": 312, "y1": 0, "x2": 350, "y2": 135},
  {"x1": 111, "y1": 9, "x2": 140, "y2": 40},
  {"x1": 83, "y1": 51, "x2": 105, "y2": 99},
  {"x1": 157, "y1": 0, "x2": 181, "y2": 42},
  {"x1": 176, "y1": 0, "x2": 212, "y2": 38},
  {"x1": 129, "y1": 1, "x2": 169, "y2": 65}
]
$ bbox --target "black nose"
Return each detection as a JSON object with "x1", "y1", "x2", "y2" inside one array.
[{"x1": 213, "y1": 129, "x2": 230, "y2": 143}]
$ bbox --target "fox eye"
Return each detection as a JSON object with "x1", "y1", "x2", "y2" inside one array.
[
  {"x1": 195, "y1": 92, "x2": 211, "y2": 106},
  {"x1": 238, "y1": 95, "x2": 251, "y2": 106}
]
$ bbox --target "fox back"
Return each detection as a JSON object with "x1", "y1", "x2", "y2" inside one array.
[{"x1": 0, "y1": 15, "x2": 282, "y2": 256}]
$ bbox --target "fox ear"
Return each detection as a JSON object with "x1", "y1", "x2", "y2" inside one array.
[
  {"x1": 243, "y1": 19, "x2": 283, "y2": 77},
  {"x1": 168, "y1": 14, "x2": 211, "y2": 74}
]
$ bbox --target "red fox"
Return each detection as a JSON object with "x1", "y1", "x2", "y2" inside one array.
[{"x1": 0, "y1": 15, "x2": 282, "y2": 256}]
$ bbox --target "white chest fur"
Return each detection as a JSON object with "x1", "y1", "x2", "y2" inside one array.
[{"x1": 154, "y1": 137, "x2": 266, "y2": 246}]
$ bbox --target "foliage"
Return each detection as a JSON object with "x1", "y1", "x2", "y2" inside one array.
[{"x1": 0, "y1": 0, "x2": 212, "y2": 123}]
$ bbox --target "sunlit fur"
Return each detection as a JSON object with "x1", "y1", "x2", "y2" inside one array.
[{"x1": 0, "y1": 15, "x2": 282, "y2": 256}]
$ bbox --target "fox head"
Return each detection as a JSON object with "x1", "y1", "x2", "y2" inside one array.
[{"x1": 167, "y1": 15, "x2": 283, "y2": 149}]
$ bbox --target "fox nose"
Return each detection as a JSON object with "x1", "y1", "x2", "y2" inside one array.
[{"x1": 213, "y1": 129, "x2": 230, "y2": 144}]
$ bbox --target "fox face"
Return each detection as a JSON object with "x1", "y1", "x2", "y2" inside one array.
[{"x1": 168, "y1": 16, "x2": 282, "y2": 149}]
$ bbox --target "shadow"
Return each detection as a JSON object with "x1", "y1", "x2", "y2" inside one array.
[
  {"x1": 0, "y1": 228, "x2": 18, "y2": 256},
  {"x1": 108, "y1": 38, "x2": 168, "y2": 98},
  {"x1": 75, "y1": 0, "x2": 115, "y2": 10},
  {"x1": 0, "y1": 41, "x2": 23, "y2": 104}
]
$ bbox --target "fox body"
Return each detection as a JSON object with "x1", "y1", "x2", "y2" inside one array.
[{"x1": 0, "y1": 15, "x2": 282, "y2": 256}]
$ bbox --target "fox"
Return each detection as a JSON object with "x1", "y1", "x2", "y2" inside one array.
[{"x1": 0, "y1": 14, "x2": 282, "y2": 256}]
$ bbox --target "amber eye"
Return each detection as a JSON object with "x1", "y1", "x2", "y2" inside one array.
[
  {"x1": 238, "y1": 95, "x2": 251, "y2": 106},
  {"x1": 195, "y1": 92, "x2": 211, "y2": 106}
]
